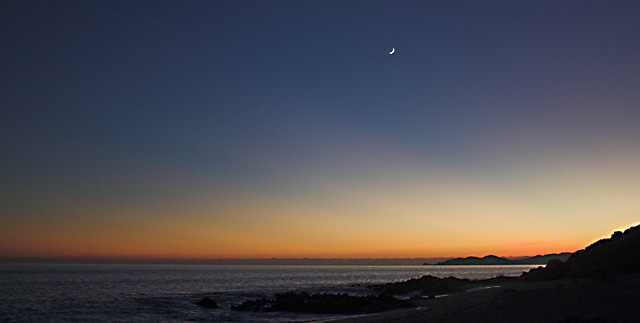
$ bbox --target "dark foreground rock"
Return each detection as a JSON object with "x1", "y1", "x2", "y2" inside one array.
[
  {"x1": 332, "y1": 274, "x2": 640, "y2": 323},
  {"x1": 368, "y1": 275, "x2": 471, "y2": 296},
  {"x1": 231, "y1": 291, "x2": 415, "y2": 314},
  {"x1": 367, "y1": 274, "x2": 519, "y2": 298},
  {"x1": 195, "y1": 297, "x2": 219, "y2": 308}
]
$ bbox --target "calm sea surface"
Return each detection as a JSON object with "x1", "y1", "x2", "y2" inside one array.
[{"x1": 0, "y1": 264, "x2": 538, "y2": 322}]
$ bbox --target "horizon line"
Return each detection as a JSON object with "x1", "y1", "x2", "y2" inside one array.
[{"x1": 0, "y1": 253, "x2": 572, "y2": 265}]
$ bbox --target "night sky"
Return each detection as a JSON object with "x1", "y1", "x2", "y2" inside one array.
[{"x1": 2, "y1": 1, "x2": 639, "y2": 259}]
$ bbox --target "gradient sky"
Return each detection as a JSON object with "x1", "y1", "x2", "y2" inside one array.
[{"x1": 2, "y1": 1, "x2": 639, "y2": 259}]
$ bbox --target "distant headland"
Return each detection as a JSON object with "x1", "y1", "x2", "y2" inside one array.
[{"x1": 431, "y1": 253, "x2": 572, "y2": 266}]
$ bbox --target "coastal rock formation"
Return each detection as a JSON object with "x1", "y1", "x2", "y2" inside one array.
[
  {"x1": 368, "y1": 275, "x2": 471, "y2": 296},
  {"x1": 231, "y1": 291, "x2": 415, "y2": 314},
  {"x1": 195, "y1": 297, "x2": 219, "y2": 308}
]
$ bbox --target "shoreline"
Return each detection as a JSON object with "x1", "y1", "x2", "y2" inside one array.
[
  {"x1": 327, "y1": 274, "x2": 640, "y2": 322},
  {"x1": 316, "y1": 285, "x2": 504, "y2": 323}
]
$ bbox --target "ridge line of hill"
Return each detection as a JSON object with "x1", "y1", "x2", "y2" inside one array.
[{"x1": 431, "y1": 253, "x2": 572, "y2": 266}]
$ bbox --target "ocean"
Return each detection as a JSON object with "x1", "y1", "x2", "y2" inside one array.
[{"x1": 0, "y1": 264, "x2": 538, "y2": 322}]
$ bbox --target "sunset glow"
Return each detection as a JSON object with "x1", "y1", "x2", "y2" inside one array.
[{"x1": 2, "y1": 1, "x2": 639, "y2": 261}]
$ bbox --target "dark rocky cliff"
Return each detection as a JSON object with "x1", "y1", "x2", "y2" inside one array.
[{"x1": 524, "y1": 224, "x2": 640, "y2": 280}]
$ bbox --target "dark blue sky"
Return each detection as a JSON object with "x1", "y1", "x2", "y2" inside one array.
[{"x1": 2, "y1": 1, "x2": 640, "y2": 258}]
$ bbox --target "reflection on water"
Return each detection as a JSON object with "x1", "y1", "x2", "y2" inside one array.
[{"x1": 0, "y1": 264, "x2": 538, "y2": 322}]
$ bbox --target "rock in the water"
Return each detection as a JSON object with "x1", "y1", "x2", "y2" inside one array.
[
  {"x1": 369, "y1": 275, "x2": 470, "y2": 296},
  {"x1": 196, "y1": 297, "x2": 219, "y2": 308}
]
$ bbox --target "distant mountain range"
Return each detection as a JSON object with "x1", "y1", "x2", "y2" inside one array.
[{"x1": 429, "y1": 253, "x2": 572, "y2": 265}]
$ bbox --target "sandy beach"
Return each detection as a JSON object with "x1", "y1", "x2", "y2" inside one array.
[{"x1": 331, "y1": 274, "x2": 640, "y2": 323}]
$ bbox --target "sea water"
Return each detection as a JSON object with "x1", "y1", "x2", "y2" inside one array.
[{"x1": 0, "y1": 264, "x2": 538, "y2": 322}]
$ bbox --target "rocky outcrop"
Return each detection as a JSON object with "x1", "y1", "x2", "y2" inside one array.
[
  {"x1": 195, "y1": 297, "x2": 219, "y2": 308},
  {"x1": 230, "y1": 291, "x2": 415, "y2": 314},
  {"x1": 368, "y1": 275, "x2": 471, "y2": 296}
]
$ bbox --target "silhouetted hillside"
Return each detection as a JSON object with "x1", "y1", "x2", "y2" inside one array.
[
  {"x1": 524, "y1": 224, "x2": 640, "y2": 280},
  {"x1": 435, "y1": 255, "x2": 513, "y2": 265},
  {"x1": 513, "y1": 253, "x2": 571, "y2": 264},
  {"x1": 433, "y1": 253, "x2": 570, "y2": 265}
]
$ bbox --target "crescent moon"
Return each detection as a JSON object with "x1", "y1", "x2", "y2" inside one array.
[{"x1": 389, "y1": 48, "x2": 395, "y2": 55}]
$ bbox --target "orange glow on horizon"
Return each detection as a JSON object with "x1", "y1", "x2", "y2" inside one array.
[
  {"x1": 2, "y1": 163, "x2": 638, "y2": 260},
  {"x1": 0, "y1": 211, "x2": 602, "y2": 260}
]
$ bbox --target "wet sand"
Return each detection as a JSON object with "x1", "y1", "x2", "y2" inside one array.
[{"x1": 330, "y1": 274, "x2": 640, "y2": 323}]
